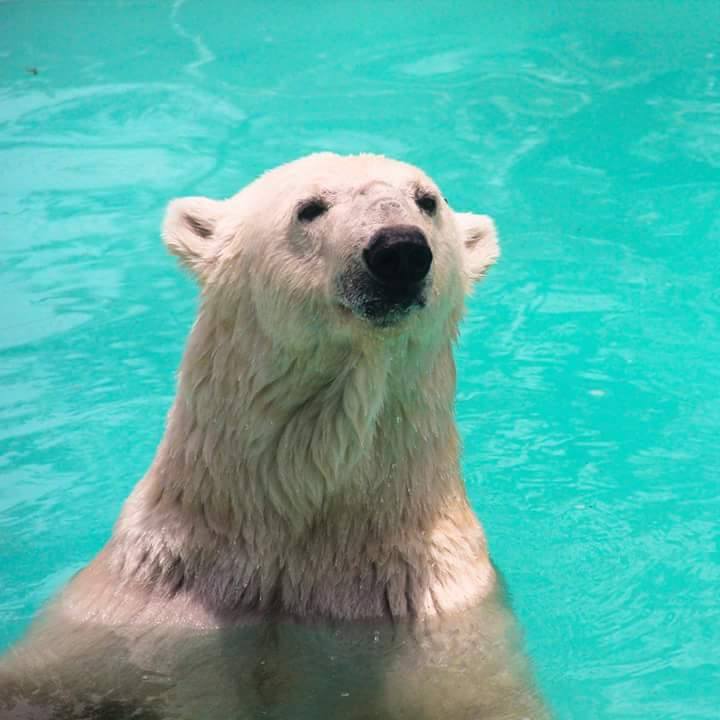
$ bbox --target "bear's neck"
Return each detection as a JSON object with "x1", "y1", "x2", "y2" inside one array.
[{"x1": 112, "y1": 307, "x2": 492, "y2": 620}]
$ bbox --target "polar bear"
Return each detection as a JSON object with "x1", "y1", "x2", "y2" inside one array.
[{"x1": 1, "y1": 153, "x2": 549, "y2": 719}]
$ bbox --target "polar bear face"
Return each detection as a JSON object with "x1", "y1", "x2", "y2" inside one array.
[{"x1": 163, "y1": 153, "x2": 498, "y2": 348}]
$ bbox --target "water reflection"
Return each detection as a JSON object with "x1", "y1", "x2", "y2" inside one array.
[{"x1": 2, "y1": 592, "x2": 548, "y2": 719}]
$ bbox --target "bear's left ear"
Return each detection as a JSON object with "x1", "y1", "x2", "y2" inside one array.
[
  {"x1": 455, "y1": 212, "x2": 500, "y2": 286},
  {"x1": 163, "y1": 196, "x2": 225, "y2": 281}
]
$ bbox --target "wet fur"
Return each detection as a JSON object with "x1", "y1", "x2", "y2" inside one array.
[{"x1": 0, "y1": 154, "x2": 549, "y2": 719}]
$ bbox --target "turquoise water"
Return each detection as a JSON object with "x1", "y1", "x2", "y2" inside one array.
[{"x1": 1, "y1": 1, "x2": 719, "y2": 717}]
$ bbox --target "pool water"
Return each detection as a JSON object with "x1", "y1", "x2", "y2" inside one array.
[{"x1": 1, "y1": 1, "x2": 719, "y2": 718}]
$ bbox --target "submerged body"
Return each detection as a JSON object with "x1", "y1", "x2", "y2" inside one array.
[
  {"x1": 1, "y1": 154, "x2": 548, "y2": 719},
  {"x1": 3, "y1": 587, "x2": 543, "y2": 719}
]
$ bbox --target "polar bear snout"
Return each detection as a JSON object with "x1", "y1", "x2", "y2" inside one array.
[
  {"x1": 336, "y1": 224, "x2": 432, "y2": 327},
  {"x1": 363, "y1": 225, "x2": 433, "y2": 290}
]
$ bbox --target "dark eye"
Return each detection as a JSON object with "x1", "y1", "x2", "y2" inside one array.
[
  {"x1": 297, "y1": 199, "x2": 328, "y2": 223},
  {"x1": 416, "y1": 193, "x2": 438, "y2": 216}
]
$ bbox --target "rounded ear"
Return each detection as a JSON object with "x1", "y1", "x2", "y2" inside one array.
[
  {"x1": 163, "y1": 196, "x2": 224, "y2": 281},
  {"x1": 455, "y1": 212, "x2": 500, "y2": 287}
]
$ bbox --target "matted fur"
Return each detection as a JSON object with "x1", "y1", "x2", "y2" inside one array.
[
  {"x1": 98, "y1": 152, "x2": 500, "y2": 623},
  {"x1": 0, "y1": 154, "x2": 552, "y2": 719}
]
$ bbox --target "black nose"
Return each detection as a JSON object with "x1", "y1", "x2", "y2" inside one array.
[{"x1": 363, "y1": 225, "x2": 433, "y2": 289}]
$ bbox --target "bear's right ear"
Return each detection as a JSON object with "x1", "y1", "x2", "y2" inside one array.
[{"x1": 163, "y1": 196, "x2": 224, "y2": 281}]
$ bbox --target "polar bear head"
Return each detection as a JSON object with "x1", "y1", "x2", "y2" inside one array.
[{"x1": 163, "y1": 153, "x2": 498, "y2": 349}]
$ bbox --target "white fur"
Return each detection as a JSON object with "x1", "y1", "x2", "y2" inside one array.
[
  {"x1": 93, "y1": 153, "x2": 500, "y2": 621},
  {"x1": 0, "y1": 155, "x2": 552, "y2": 720}
]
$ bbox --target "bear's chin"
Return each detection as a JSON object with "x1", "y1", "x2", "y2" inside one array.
[
  {"x1": 335, "y1": 293, "x2": 427, "y2": 330},
  {"x1": 335, "y1": 271, "x2": 429, "y2": 329},
  {"x1": 361, "y1": 295, "x2": 427, "y2": 328}
]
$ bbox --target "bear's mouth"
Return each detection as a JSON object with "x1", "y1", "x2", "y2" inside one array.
[{"x1": 336, "y1": 268, "x2": 429, "y2": 327}]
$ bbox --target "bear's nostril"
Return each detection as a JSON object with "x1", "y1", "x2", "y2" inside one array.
[{"x1": 363, "y1": 226, "x2": 433, "y2": 289}]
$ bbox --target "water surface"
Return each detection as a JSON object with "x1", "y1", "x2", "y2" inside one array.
[{"x1": 1, "y1": 2, "x2": 719, "y2": 718}]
